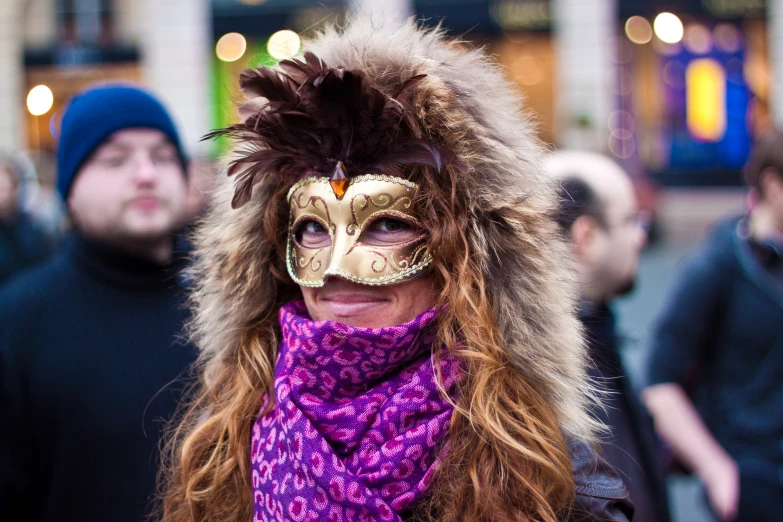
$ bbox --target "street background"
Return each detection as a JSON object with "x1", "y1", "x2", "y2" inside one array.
[
  {"x1": 618, "y1": 189, "x2": 746, "y2": 522},
  {"x1": 2, "y1": 2, "x2": 777, "y2": 520}
]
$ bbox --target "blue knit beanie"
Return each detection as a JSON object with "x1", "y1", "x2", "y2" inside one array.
[{"x1": 56, "y1": 84, "x2": 188, "y2": 200}]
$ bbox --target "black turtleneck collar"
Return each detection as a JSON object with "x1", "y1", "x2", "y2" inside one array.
[
  {"x1": 66, "y1": 233, "x2": 185, "y2": 291},
  {"x1": 578, "y1": 300, "x2": 619, "y2": 365},
  {"x1": 578, "y1": 300, "x2": 614, "y2": 327}
]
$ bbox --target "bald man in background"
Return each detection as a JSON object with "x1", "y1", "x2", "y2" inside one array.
[{"x1": 546, "y1": 151, "x2": 671, "y2": 522}]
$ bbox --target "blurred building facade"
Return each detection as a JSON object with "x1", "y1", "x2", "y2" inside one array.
[
  {"x1": 5, "y1": 0, "x2": 211, "y2": 156},
  {"x1": 2, "y1": 0, "x2": 782, "y2": 187}
]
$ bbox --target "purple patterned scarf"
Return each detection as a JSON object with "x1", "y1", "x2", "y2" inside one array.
[{"x1": 250, "y1": 301, "x2": 460, "y2": 522}]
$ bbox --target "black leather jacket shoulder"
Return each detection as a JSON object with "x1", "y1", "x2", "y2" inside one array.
[
  {"x1": 401, "y1": 439, "x2": 634, "y2": 522},
  {"x1": 567, "y1": 439, "x2": 634, "y2": 522}
]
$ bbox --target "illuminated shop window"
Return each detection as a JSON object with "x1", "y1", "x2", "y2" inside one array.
[{"x1": 686, "y1": 58, "x2": 726, "y2": 142}]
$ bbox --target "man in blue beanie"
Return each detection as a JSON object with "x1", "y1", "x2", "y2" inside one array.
[{"x1": 0, "y1": 85, "x2": 196, "y2": 522}]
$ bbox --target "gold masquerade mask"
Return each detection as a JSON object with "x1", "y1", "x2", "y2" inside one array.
[{"x1": 286, "y1": 173, "x2": 432, "y2": 287}]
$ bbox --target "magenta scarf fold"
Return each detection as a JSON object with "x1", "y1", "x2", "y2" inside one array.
[{"x1": 250, "y1": 301, "x2": 460, "y2": 522}]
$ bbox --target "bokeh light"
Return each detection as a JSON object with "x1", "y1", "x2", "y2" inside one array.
[
  {"x1": 625, "y1": 16, "x2": 653, "y2": 45},
  {"x1": 654, "y1": 13, "x2": 684, "y2": 44},
  {"x1": 744, "y1": 55, "x2": 769, "y2": 98},
  {"x1": 653, "y1": 37, "x2": 682, "y2": 56},
  {"x1": 609, "y1": 110, "x2": 636, "y2": 135},
  {"x1": 267, "y1": 30, "x2": 301, "y2": 61},
  {"x1": 663, "y1": 60, "x2": 686, "y2": 89},
  {"x1": 714, "y1": 23, "x2": 742, "y2": 54},
  {"x1": 512, "y1": 56, "x2": 544, "y2": 86},
  {"x1": 611, "y1": 128, "x2": 634, "y2": 141},
  {"x1": 216, "y1": 32, "x2": 247, "y2": 62},
  {"x1": 609, "y1": 134, "x2": 636, "y2": 159},
  {"x1": 27, "y1": 85, "x2": 54, "y2": 116},
  {"x1": 684, "y1": 24, "x2": 712, "y2": 55},
  {"x1": 607, "y1": 36, "x2": 633, "y2": 64}
]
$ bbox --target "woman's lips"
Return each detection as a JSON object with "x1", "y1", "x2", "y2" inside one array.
[
  {"x1": 320, "y1": 294, "x2": 388, "y2": 317},
  {"x1": 132, "y1": 196, "x2": 161, "y2": 211}
]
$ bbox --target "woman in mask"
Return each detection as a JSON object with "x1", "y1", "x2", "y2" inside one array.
[{"x1": 160, "y1": 19, "x2": 632, "y2": 522}]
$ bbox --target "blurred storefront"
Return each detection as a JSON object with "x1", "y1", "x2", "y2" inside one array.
[
  {"x1": 410, "y1": 0, "x2": 773, "y2": 187},
  {"x1": 413, "y1": 0, "x2": 558, "y2": 143},
  {"x1": 209, "y1": 0, "x2": 557, "y2": 143},
  {"x1": 209, "y1": 0, "x2": 346, "y2": 153},
  {"x1": 5, "y1": 0, "x2": 783, "y2": 189},
  {"x1": 12, "y1": 0, "x2": 210, "y2": 156},
  {"x1": 410, "y1": 0, "x2": 771, "y2": 187},
  {"x1": 617, "y1": 0, "x2": 769, "y2": 186}
]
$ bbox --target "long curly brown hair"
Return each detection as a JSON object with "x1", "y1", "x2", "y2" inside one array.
[
  {"x1": 158, "y1": 19, "x2": 597, "y2": 522},
  {"x1": 158, "y1": 173, "x2": 574, "y2": 522}
]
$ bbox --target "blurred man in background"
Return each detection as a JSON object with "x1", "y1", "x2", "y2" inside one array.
[
  {"x1": 22, "y1": 151, "x2": 67, "y2": 239},
  {"x1": 0, "y1": 156, "x2": 55, "y2": 285},
  {"x1": 644, "y1": 130, "x2": 783, "y2": 522},
  {"x1": 0, "y1": 85, "x2": 195, "y2": 522},
  {"x1": 546, "y1": 151, "x2": 670, "y2": 522}
]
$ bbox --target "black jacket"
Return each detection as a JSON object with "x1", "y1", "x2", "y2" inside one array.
[
  {"x1": 569, "y1": 438, "x2": 635, "y2": 521},
  {"x1": 648, "y1": 216, "x2": 783, "y2": 466},
  {"x1": 579, "y1": 302, "x2": 670, "y2": 522},
  {"x1": 0, "y1": 213, "x2": 55, "y2": 286},
  {"x1": 0, "y1": 234, "x2": 195, "y2": 522},
  {"x1": 581, "y1": 303, "x2": 669, "y2": 522},
  {"x1": 401, "y1": 439, "x2": 633, "y2": 521}
]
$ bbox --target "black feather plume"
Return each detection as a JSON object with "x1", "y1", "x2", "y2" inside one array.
[{"x1": 203, "y1": 52, "x2": 464, "y2": 208}]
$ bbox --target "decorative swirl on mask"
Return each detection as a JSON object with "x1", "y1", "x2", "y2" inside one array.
[
  {"x1": 291, "y1": 193, "x2": 333, "y2": 229},
  {"x1": 347, "y1": 193, "x2": 412, "y2": 236},
  {"x1": 369, "y1": 251, "x2": 389, "y2": 273},
  {"x1": 367, "y1": 241, "x2": 429, "y2": 274},
  {"x1": 406, "y1": 243, "x2": 430, "y2": 269},
  {"x1": 390, "y1": 243, "x2": 429, "y2": 272},
  {"x1": 297, "y1": 251, "x2": 323, "y2": 273},
  {"x1": 395, "y1": 251, "x2": 411, "y2": 271}
]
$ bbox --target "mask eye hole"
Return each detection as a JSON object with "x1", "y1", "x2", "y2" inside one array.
[
  {"x1": 360, "y1": 216, "x2": 425, "y2": 247},
  {"x1": 294, "y1": 219, "x2": 331, "y2": 249}
]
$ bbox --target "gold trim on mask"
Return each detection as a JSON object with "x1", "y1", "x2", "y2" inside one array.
[{"x1": 286, "y1": 174, "x2": 432, "y2": 287}]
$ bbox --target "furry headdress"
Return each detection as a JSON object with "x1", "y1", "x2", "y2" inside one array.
[
  {"x1": 206, "y1": 52, "x2": 462, "y2": 208},
  {"x1": 193, "y1": 19, "x2": 596, "y2": 441}
]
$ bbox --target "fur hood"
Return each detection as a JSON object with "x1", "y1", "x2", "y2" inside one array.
[{"x1": 190, "y1": 19, "x2": 597, "y2": 441}]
